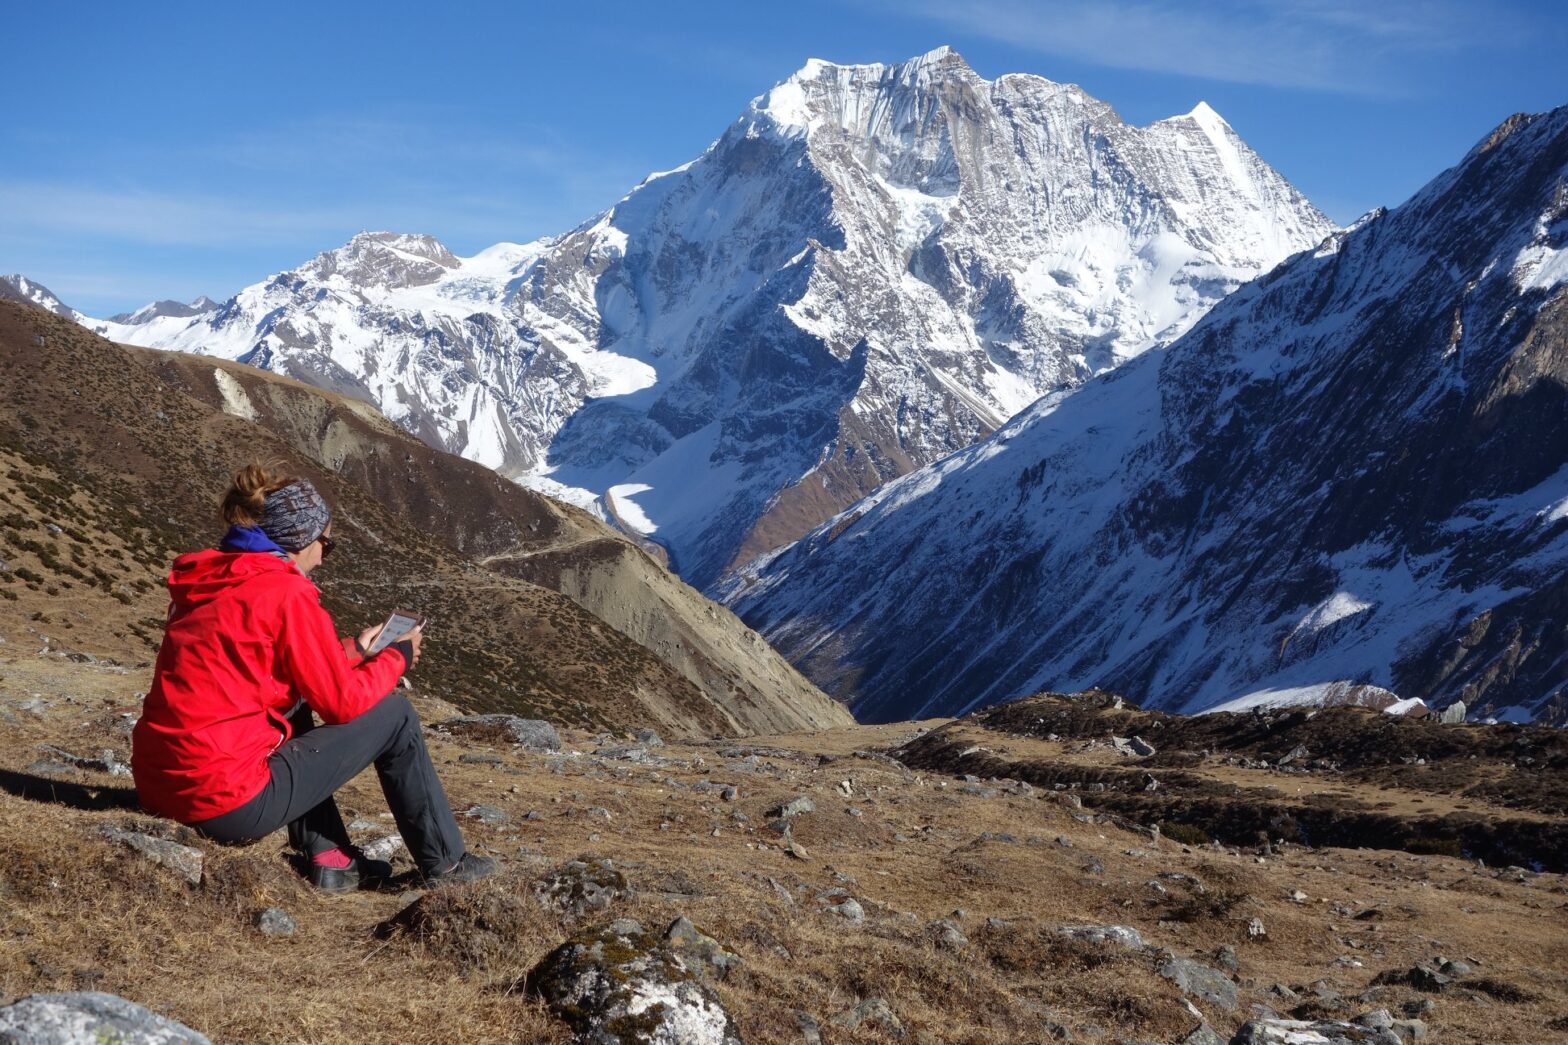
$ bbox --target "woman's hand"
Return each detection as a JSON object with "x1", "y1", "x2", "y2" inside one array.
[
  {"x1": 356, "y1": 624, "x2": 383, "y2": 659},
  {"x1": 403, "y1": 625, "x2": 424, "y2": 669}
]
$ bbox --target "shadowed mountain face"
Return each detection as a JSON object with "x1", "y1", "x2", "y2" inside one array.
[
  {"x1": 66, "y1": 48, "x2": 1330, "y2": 589},
  {"x1": 0, "y1": 301, "x2": 849, "y2": 737},
  {"x1": 731, "y1": 107, "x2": 1568, "y2": 726}
]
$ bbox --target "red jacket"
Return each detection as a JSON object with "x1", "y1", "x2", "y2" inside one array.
[{"x1": 132, "y1": 549, "x2": 407, "y2": 822}]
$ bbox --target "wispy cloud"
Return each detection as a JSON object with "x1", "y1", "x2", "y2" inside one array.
[
  {"x1": 197, "y1": 110, "x2": 591, "y2": 181},
  {"x1": 0, "y1": 107, "x2": 647, "y2": 252},
  {"x1": 886, "y1": 0, "x2": 1519, "y2": 95},
  {"x1": 0, "y1": 181, "x2": 372, "y2": 249}
]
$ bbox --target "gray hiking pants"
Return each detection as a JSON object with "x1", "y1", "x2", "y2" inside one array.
[{"x1": 190, "y1": 693, "x2": 464, "y2": 876}]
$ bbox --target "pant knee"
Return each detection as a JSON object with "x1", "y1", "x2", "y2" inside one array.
[{"x1": 376, "y1": 693, "x2": 423, "y2": 748}]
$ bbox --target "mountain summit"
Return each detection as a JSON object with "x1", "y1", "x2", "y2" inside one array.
[
  {"x1": 76, "y1": 49, "x2": 1331, "y2": 588},
  {"x1": 730, "y1": 105, "x2": 1568, "y2": 725}
]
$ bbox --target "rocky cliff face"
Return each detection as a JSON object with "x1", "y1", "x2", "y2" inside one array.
[
  {"x1": 731, "y1": 106, "x2": 1568, "y2": 725},
  {"x1": 77, "y1": 48, "x2": 1331, "y2": 588}
]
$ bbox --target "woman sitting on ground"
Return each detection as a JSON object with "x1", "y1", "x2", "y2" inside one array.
[{"x1": 131, "y1": 464, "x2": 494, "y2": 891}]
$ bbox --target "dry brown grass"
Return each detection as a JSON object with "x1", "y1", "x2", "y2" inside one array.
[{"x1": 4, "y1": 657, "x2": 1568, "y2": 1042}]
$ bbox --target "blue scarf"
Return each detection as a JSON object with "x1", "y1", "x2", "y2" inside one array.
[{"x1": 219, "y1": 525, "x2": 292, "y2": 560}]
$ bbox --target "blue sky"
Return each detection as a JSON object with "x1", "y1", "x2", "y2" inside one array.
[{"x1": 4, "y1": 0, "x2": 1566, "y2": 316}]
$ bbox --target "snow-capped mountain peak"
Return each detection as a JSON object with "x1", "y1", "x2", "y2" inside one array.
[
  {"x1": 64, "y1": 50, "x2": 1333, "y2": 591},
  {"x1": 730, "y1": 104, "x2": 1568, "y2": 726},
  {"x1": 0, "y1": 275, "x2": 82, "y2": 320},
  {"x1": 300, "y1": 231, "x2": 462, "y2": 291},
  {"x1": 107, "y1": 295, "x2": 222, "y2": 325}
]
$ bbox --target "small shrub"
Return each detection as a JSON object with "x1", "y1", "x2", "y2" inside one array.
[{"x1": 1160, "y1": 821, "x2": 1211, "y2": 846}]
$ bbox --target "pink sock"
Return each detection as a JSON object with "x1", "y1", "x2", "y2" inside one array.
[{"x1": 311, "y1": 847, "x2": 353, "y2": 869}]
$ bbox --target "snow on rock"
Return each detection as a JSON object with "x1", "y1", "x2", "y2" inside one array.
[
  {"x1": 64, "y1": 49, "x2": 1331, "y2": 589},
  {"x1": 731, "y1": 104, "x2": 1568, "y2": 725}
]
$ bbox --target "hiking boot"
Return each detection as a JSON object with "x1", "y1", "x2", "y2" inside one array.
[
  {"x1": 422, "y1": 851, "x2": 497, "y2": 888},
  {"x1": 305, "y1": 847, "x2": 393, "y2": 893}
]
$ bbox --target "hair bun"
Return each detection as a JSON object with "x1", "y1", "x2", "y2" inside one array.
[{"x1": 220, "y1": 462, "x2": 294, "y2": 528}]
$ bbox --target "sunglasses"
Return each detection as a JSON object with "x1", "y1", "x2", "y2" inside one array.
[{"x1": 317, "y1": 534, "x2": 337, "y2": 558}]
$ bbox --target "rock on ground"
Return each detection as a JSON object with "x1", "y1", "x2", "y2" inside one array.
[
  {"x1": 831, "y1": 998, "x2": 904, "y2": 1038},
  {"x1": 662, "y1": 916, "x2": 743, "y2": 979},
  {"x1": 535, "y1": 854, "x2": 633, "y2": 919},
  {"x1": 767, "y1": 796, "x2": 816, "y2": 819},
  {"x1": 1059, "y1": 924, "x2": 1146, "y2": 950},
  {"x1": 0, "y1": 991, "x2": 211, "y2": 1044},
  {"x1": 254, "y1": 907, "x2": 297, "y2": 937},
  {"x1": 528, "y1": 918, "x2": 742, "y2": 1045},
  {"x1": 1158, "y1": 952, "x2": 1239, "y2": 1010},
  {"x1": 440, "y1": 714, "x2": 561, "y2": 752},
  {"x1": 99, "y1": 826, "x2": 203, "y2": 886},
  {"x1": 1230, "y1": 1018, "x2": 1401, "y2": 1044}
]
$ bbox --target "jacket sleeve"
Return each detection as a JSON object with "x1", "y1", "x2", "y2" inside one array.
[{"x1": 276, "y1": 585, "x2": 407, "y2": 724}]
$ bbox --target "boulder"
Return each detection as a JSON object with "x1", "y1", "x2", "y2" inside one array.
[
  {"x1": 528, "y1": 919, "x2": 742, "y2": 1045},
  {"x1": 441, "y1": 714, "x2": 561, "y2": 752},
  {"x1": 1110, "y1": 735, "x2": 1156, "y2": 757},
  {"x1": 99, "y1": 827, "x2": 203, "y2": 886},
  {"x1": 1436, "y1": 701, "x2": 1466, "y2": 724},
  {"x1": 1158, "y1": 953, "x2": 1238, "y2": 1010},
  {"x1": 0, "y1": 991, "x2": 210, "y2": 1044},
  {"x1": 633, "y1": 727, "x2": 664, "y2": 748},
  {"x1": 766, "y1": 796, "x2": 816, "y2": 819},
  {"x1": 824, "y1": 898, "x2": 865, "y2": 924}
]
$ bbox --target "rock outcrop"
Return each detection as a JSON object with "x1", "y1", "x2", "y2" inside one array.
[{"x1": 527, "y1": 918, "x2": 743, "y2": 1045}]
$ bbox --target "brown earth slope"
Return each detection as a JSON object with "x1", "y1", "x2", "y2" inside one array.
[{"x1": 0, "y1": 300, "x2": 848, "y2": 736}]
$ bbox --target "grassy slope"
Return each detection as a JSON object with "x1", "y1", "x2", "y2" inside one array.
[{"x1": 0, "y1": 301, "x2": 847, "y2": 736}]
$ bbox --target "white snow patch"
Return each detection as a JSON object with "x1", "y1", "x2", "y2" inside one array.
[
  {"x1": 1512, "y1": 241, "x2": 1568, "y2": 292},
  {"x1": 606, "y1": 484, "x2": 658, "y2": 534},
  {"x1": 1290, "y1": 591, "x2": 1373, "y2": 639}
]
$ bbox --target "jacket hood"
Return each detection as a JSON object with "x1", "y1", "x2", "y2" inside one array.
[{"x1": 168, "y1": 549, "x2": 300, "y2": 610}]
